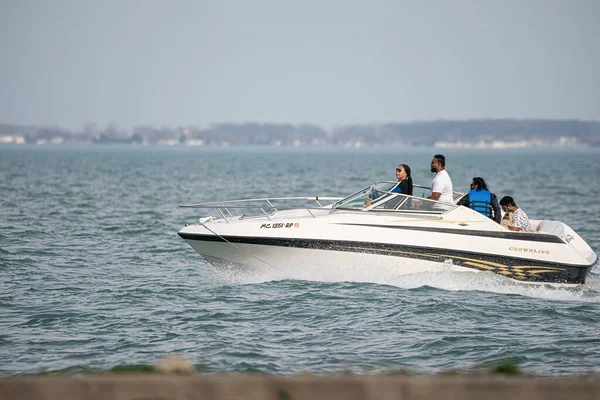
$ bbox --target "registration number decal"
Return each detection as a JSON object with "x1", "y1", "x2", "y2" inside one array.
[{"x1": 260, "y1": 222, "x2": 299, "y2": 229}]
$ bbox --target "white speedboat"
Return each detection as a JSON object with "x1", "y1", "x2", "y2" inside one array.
[{"x1": 178, "y1": 182, "x2": 597, "y2": 285}]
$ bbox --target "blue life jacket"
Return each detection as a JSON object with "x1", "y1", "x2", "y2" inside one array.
[{"x1": 467, "y1": 189, "x2": 492, "y2": 217}]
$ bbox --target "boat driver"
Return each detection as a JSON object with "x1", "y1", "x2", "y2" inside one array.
[
  {"x1": 427, "y1": 154, "x2": 454, "y2": 204},
  {"x1": 364, "y1": 164, "x2": 413, "y2": 207}
]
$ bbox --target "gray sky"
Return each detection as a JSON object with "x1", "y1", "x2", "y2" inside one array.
[{"x1": 1, "y1": 0, "x2": 599, "y2": 130}]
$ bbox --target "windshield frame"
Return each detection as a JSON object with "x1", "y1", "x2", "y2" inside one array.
[{"x1": 332, "y1": 181, "x2": 463, "y2": 214}]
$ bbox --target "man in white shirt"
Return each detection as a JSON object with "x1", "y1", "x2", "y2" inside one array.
[{"x1": 427, "y1": 154, "x2": 454, "y2": 204}]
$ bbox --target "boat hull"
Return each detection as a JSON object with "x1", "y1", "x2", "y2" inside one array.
[
  {"x1": 178, "y1": 186, "x2": 597, "y2": 285},
  {"x1": 179, "y1": 232, "x2": 595, "y2": 285}
]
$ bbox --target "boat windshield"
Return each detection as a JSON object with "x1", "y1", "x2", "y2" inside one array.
[{"x1": 332, "y1": 181, "x2": 456, "y2": 213}]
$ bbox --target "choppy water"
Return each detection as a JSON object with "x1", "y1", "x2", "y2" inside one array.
[{"x1": 1, "y1": 145, "x2": 599, "y2": 376}]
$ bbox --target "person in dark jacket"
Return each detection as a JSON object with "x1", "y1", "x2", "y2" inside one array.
[
  {"x1": 390, "y1": 163, "x2": 413, "y2": 195},
  {"x1": 458, "y1": 177, "x2": 501, "y2": 223},
  {"x1": 365, "y1": 164, "x2": 413, "y2": 207}
]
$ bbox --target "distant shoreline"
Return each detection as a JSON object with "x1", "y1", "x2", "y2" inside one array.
[
  {"x1": 1, "y1": 142, "x2": 598, "y2": 149},
  {"x1": 2, "y1": 119, "x2": 599, "y2": 147}
]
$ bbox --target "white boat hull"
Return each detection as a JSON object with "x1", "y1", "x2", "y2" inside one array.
[
  {"x1": 178, "y1": 186, "x2": 597, "y2": 285},
  {"x1": 187, "y1": 240, "x2": 476, "y2": 275}
]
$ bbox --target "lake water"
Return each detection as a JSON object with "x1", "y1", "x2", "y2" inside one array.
[{"x1": 1, "y1": 145, "x2": 599, "y2": 376}]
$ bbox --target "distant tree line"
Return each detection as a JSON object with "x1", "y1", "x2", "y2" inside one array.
[
  {"x1": 332, "y1": 120, "x2": 600, "y2": 146},
  {"x1": 1, "y1": 119, "x2": 599, "y2": 146}
]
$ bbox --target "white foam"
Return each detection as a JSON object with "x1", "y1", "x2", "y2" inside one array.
[
  {"x1": 387, "y1": 270, "x2": 600, "y2": 302},
  {"x1": 204, "y1": 260, "x2": 600, "y2": 303}
]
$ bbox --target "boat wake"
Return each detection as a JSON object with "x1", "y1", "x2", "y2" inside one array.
[{"x1": 204, "y1": 260, "x2": 600, "y2": 303}]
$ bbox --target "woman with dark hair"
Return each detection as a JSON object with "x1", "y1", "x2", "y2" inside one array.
[
  {"x1": 458, "y1": 176, "x2": 501, "y2": 223},
  {"x1": 365, "y1": 164, "x2": 413, "y2": 207},
  {"x1": 391, "y1": 164, "x2": 413, "y2": 195}
]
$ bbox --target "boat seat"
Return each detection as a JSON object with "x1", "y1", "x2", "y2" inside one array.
[{"x1": 536, "y1": 220, "x2": 566, "y2": 239}]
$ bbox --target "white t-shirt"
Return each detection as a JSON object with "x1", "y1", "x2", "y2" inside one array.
[{"x1": 431, "y1": 169, "x2": 454, "y2": 204}]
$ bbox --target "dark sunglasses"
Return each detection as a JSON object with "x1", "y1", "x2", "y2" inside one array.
[{"x1": 396, "y1": 168, "x2": 403, "y2": 172}]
